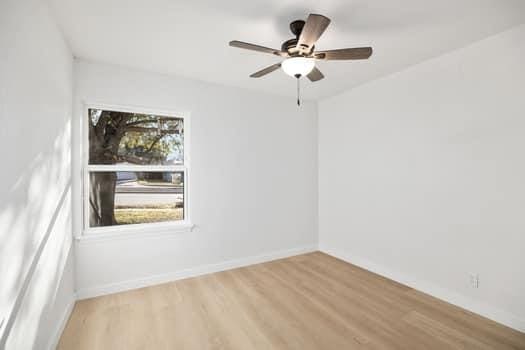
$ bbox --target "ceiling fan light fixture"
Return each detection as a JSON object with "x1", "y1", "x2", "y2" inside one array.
[{"x1": 281, "y1": 57, "x2": 315, "y2": 77}]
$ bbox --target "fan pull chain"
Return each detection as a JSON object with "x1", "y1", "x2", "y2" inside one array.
[{"x1": 296, "y1": 75, "x2": 301, "y2": 106}]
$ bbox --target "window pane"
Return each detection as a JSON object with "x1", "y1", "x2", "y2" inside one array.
[
  {"x1": 89, "y1": 171, "x2": 184, "y2": 228},
  {"x1": 88, "y1": 109, "x2": 184, "y2": 165}
]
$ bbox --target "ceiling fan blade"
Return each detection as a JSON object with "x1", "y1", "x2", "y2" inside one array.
[
  {"x1": 250, "y1": 63, "x2": 282, "y2": 78},
  {"x1": 307, "y1": 67, "x2": 324, "y2": 82},
  {"x1": 315, "y1": 47, "x2": 373, "y2": 60},
  {"x1": 297, "y1": 14, "x2": 331, "y2": 50},
  {"x1": 229, "y1": 40, "x2": 286, "y2": 56}
]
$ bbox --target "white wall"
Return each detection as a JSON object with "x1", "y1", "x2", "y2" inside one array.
[
  {"x1": 0, "y1": 0, "x2": 74, "y2": 348},
  {"x1": 319, "y1": 24, "x2": 525, "y2": 331},
  {"x1": 73, "y1": 61, "x2": 318, "y2": 296}
]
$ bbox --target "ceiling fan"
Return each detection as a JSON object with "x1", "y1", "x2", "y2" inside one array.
[{"x1": 229, "y1": 13, "x2": 373, "y2": 105}]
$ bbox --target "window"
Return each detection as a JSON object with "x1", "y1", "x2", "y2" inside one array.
[{"x1": 83, "y1": 106, "x2": 189, "y2": 234}]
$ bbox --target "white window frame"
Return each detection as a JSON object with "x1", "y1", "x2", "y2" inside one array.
[{"x1": 81, "y1": 102, "x2": 192, "y2": 238}]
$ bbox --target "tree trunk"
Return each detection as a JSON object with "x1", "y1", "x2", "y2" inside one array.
[
  {"x1": 88, "y1": 110, "x2": 127, "y2": 227},
  {"x1": 89, "y1": 171, "x2": 117, "y2": 227}
]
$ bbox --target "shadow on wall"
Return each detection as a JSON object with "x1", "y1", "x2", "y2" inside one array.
[{"x1": 0, "y1": 122, "x2": 72, "y2": 349}]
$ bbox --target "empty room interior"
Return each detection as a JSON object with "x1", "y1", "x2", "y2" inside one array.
[{"x1": 2, "y1": 0, "x2": 525, "y2": 349}]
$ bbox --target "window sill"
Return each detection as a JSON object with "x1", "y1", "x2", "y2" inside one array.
[{"x1": 75, "y1": 221, "x2": 195, "y2": 243}]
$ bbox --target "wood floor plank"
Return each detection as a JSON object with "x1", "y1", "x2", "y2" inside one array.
[{"x1": 58, "y1": 252, "x2": 525, "y2": 350}]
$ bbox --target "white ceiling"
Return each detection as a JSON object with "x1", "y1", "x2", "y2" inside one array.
[{"x1": 49, "y1": 0, "x2": 525, "y2": 100}]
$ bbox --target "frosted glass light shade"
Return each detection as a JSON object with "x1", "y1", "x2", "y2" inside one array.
[{"x1": 281, "y1": 57, "x2": 315, "y2": 77}]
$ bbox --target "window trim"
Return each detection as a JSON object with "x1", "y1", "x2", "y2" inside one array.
[{"x1": 80, "y1": 102, "x2": 192, "y2": 238}]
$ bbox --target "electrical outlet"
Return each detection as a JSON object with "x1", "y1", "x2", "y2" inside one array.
[{"x1": 469, "y1": 273, "x2": 480, "y2": 288}]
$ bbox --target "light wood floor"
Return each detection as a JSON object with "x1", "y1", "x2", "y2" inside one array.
[{"x1": 58, "y1": 252, "x2": 525, "y2": 349}]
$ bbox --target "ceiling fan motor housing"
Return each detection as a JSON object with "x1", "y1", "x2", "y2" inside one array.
[
  {"x1": 281, "y1": 38, "x2": 297, "y2": 52},
  {"x1": 283, "y1": 19, "x2": 314, "y2": 56}
]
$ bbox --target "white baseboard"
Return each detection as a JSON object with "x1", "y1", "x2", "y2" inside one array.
[
  {"x1": 76, "y1": 245, "x2": 318, "y2": 300},
  {"x1": 47, "y1": 294, "x2": 76, "y2": 350},
  {"x1": 320, "y1": 245, "x2": 525, "y2": 333}
]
